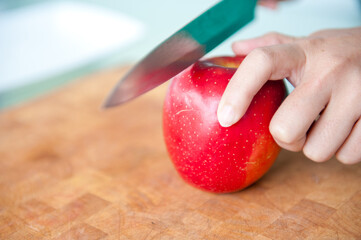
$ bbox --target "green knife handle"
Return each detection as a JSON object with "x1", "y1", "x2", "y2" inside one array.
[{"x1": 181, "y1": 0, "x2": 257, "y2": 52}]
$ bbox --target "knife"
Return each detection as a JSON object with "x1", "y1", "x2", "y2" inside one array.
[{"x1": 103, "y1": 0, "x2": 257, "y2": 108}]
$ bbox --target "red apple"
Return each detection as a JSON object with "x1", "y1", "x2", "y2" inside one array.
[{"x1": 163, "y1": 56, "x2": 286, "y2": 193}]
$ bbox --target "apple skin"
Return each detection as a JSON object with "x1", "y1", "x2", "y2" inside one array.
[{"x1": 163, "y1": 56, "x2": 286, "y2": 193}]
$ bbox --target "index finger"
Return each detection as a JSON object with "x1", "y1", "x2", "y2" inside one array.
[{"x1": 217, "y1": 44, "x2": 305, "y2": 127}]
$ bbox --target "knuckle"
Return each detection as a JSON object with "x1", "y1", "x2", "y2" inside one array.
[
  {"x1": 264, "y1": 32, "x2": 282, "y2": 41},
  {"x1": 336, "y1": 153, "x2": 360, "y2": 165},
  {"x1": 351, "y1": 82, "x2": 361, "y2": 101},
  {"x1": 326, "y1": 53, "x2": 354, "y2": 73},
  {"x1": 303, "y1": 145, "x2": 330, "y2": 163},
  {"x1": 269, "y1": 122, "x2": 298, "y2": 146},
  {"x1": 264, "y1": 31, "x2": 281, "y2": 38},
  {"x1": 264, "y1": 32, "x2": 294, "y2": 44},
  {"x1": 345, "y1": 72, "x2": 361, "y2": 104},
  {"x1": 309, "y1": 29, "x2": 329, "y2": 38},
  {"x1": 298, "y1": 37, "x2": 325, "y2": 50},
  {"x1": 249, "y1": 47, "x2": 274, "y2": 66},
  {"x1": 277, "y1": 141, "x2": 303, "y2": 152},
  {"x1": 300, "y1": 36, "x2": 360, "y2": 73},
  {"x1": 302, "y1": 75, "x2": 327, "y2": 94},
  {"x1": 336, "y1": 143, "x2": 361, "y2": 165}
]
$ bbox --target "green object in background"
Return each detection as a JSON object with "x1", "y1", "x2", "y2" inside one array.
[
  {"x1": 0, "y1": 0, "x2": 257, "y2": 110},
  {"x1": 104, "y1": 0, "x2": 257, "y2": 107},
  {"x1": 183, "y1": 0, "x2": 257, "y2": 52}
]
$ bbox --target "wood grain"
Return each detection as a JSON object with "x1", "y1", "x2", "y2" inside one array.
[{"x1": 0, "y1": 67, "x2": 360, "y2": 239}]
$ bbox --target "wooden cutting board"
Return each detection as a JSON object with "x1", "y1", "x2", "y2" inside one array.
[{"x1": 0, "y1": 67, "x2": 360, "y2": 240}]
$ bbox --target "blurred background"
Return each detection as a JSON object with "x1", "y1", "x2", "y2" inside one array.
[{"x1": 0, "y1": 0, "x2": 360, "y2": 109}]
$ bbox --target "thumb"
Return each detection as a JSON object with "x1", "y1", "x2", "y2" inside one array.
[{"x1": 232, "y1": 32, "x2": 297, "y2": 55}]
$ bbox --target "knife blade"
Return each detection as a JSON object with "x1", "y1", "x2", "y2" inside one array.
[{"x1": 103, "y1": 0, "x2": 257, "y2": 108}]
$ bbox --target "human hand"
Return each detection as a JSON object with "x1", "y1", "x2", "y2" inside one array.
[{"x1": 217, "y1": 27, "x2": 361, "y2": 164}]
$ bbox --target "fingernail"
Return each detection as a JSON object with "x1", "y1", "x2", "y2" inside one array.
[{"x1": 218, "y1": 104, "x2": 236, "y2": 127}]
